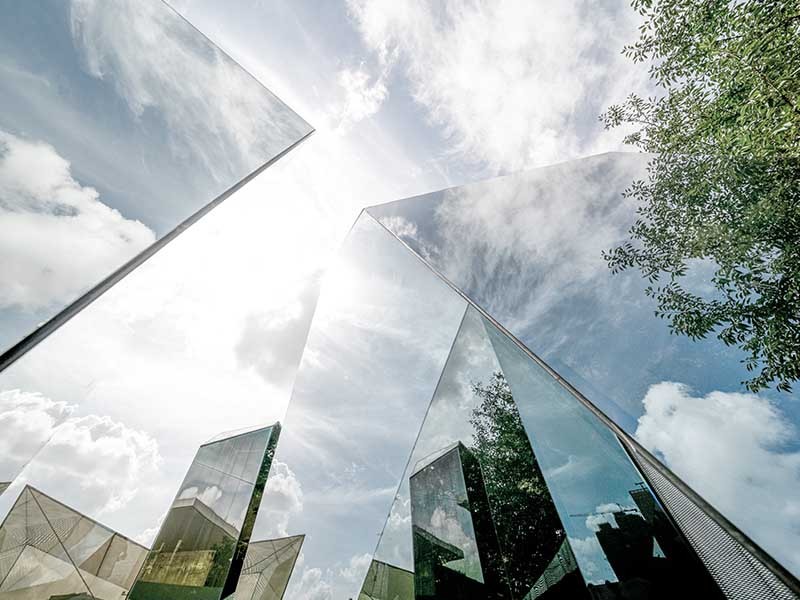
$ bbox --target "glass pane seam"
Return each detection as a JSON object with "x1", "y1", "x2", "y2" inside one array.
[
  {"x1": 365, "y1": 209, "x2": 800, "y2": 593},
  {"x1": 29, "y1": 487, "x2": 95, "y2": 598},
  {"x1": 357, "y1": 302, "x2": 469, "y2": 591},
  {"x1": 0, "y1": 129, "x2": 314, "y2": 377}
]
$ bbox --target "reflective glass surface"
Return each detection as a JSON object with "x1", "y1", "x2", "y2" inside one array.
[
  {"x1": 225, "y1": 535, "x2": 303, "y2": 600},
  {"x1": 0, "y1": 485, "x2": 147, "y2": 599},
  {"x1": 251, "y1": 213, "x2": 467, "y2": 599},
  {"x1": 129, "y1": 425, "x2": 278, "y2": 600},
  {"x1": 366, "y1": 153, "x2": 800, "y2": 575},
  {"x1": 0, "y1": 148, "x2": 327, "y2": 524},
  {"x1": 363, "y1": 307, "x2": 586, "y2": 600},
  {"x1": 0, "y1": 0, "x2": 311, "y2": 355},
  {"x1": 484, "y1": 317, "x2": 724, "y2": 598}
]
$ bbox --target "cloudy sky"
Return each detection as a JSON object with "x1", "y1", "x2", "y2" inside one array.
[{"x1": 1, "y1": 0, "x2": 798, "y2": 597}]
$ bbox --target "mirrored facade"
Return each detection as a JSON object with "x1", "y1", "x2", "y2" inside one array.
[
  {"x1": 226, "y1": 535, "x2": 303, "y2": 600},
  {"x1": 129, "y1": 425, "x2": 280, "y2": 600},
  {"x1": 0, "y1": 0, "x2": 311, "y2": 358},
  {"x1": 366, "y1": 154, "x2": 800, "y2": 578},
  {"x1": 245, "y1": 214, "x2": 468, "y2": 599},
  {"x1": 0, "y1": 485, "x2": 147, "y2": 599},
  {"x1": 358, "y1": 305, "x2": 723, "y2": 599}
]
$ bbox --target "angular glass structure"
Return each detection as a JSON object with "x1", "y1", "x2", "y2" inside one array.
[
  {"x1": 225, "y1": 535, "x2": 303, "y2": 600},
  {"x1": 247, "y1": 200, "x2": 799, "y2": 598},
  {"x1": 0, "y1": 485, "x2": 147, "y2": 599},
  {"x1": 129, "y1": 424, "x2": 280, "y2": 600},
  {"x1": 365, "y1": 154, "x2": 800, "y2": 586},
  {"x1": 0, "y1": 0, "x2": 311, "y2": 364}
]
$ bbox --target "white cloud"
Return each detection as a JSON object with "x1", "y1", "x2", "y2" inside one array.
[
  {"x1": 0, "y1": 389, "x2": 75, "y2": 481},
  {"x1": 0, "y1": 130, "x2": 154, "y2": 310},
  {"x1": 291, "y1": 566, "x2": 333, "y2": 600},
  {"x1": 17, "y1": 412, "x2": 162, "y2": 517},
  {"x1": 335, "y1": 65, "x2": 389, "y2": 130},
  {"x1": 338, "y1": 552, "x2": 372, "y2": 582},
  {"x1": 347, "y1": 0, "x2": 652, "y2": 171},
  {"x1": 236, "y1": 275, "x2": 321, "y2": 387},
  {"x1": 69, "y1": 0, "x2": 310, "y2": 183},
  {"x1": 636, "y1": 382, "x2": 800, "y2": 576}
]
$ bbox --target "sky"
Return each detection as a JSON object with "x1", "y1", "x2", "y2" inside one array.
[{"x1": 1, "y1": 0, "x2": 797, "y2": 598}]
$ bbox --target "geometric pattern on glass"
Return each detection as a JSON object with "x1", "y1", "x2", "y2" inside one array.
[
  {"x1": 0, "y1": 485, "x2": 147, "y2": 599},
  {"x1": 224, "y1": 535, "x2": 303, "y2": 600},
  {"x1": 628, "y1": 446, "x2": 800, "y2": 600}
]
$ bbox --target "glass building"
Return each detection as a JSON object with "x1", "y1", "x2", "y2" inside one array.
[
  {"x1": 0, "y1": 485, "x2": 148, "y2": 599},
  {"x1": 129, "y1": 424, "x2": 280, "y2": 600}
]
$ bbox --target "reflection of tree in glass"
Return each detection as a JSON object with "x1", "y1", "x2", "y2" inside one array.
[
  {"x1": 469, "y1": 372, "x2": 564, "y2": 598},
  {"x1": 205, "y1": 536, "x2": 235, "y2": 588}
]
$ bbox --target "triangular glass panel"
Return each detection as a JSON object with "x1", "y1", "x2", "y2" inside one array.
[
  {"x1": 0, "y1": 487, "x2": 91, "y2": 597},
  {"x1": 481, "y1": 314, "x2": 726, "y2": 598},
  {"x1": 362, "y1": 306, "x2": 587, "y2": 600},
  {"x1": 223, "y1": 534, "x2": 304, "y2": 600},
  {"x1": 0, "y1": 0, "x2": 312, "y2": 360}
]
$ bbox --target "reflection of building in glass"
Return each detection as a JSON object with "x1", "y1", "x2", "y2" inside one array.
[
  {"x1": 409, "y1": 442, "x2": 510, "y2": 600},
  {"x1": 225, "y1": 535, "x2": 303, "y2": 600},
  {"x1": 0, "y1": 485, "x2": 148, "y2": 599},
  {"x1": 129, "y1": 424, "x2": 280, "y2": 600},
  {"x1": 359, "y1": 559, "x2": 414, "y2": 600}
]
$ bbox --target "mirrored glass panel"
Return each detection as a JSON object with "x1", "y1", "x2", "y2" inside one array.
[
  {"x1": 0, "y1": 0, "x2": 312, "y2": 355},
  {"x1": 362, "y1": 307, "x2": 586, "y2": 600},
  {"x1": 129, "y1": 424, "x2": 279, "y2": 600},
  {"x1": 251, "y1": 213, "x2": 467, "y2": 599},
  {"x1": 483, "y1": 317, "x2": 724, "y2": 598},
  {"x1": 0, "y1": 149, "x2": 326, "y2": 511},
  {"x1": 366, "y1": 153, "x2": 800, "y2": 575}
]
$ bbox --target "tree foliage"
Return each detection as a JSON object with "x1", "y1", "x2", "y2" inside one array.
[
  {"x1": 601, "y1": 0, "x2": 800, "y2": 392},
  {"x1": 469, "y1": 372, "x2": 562, "y2": 597}
]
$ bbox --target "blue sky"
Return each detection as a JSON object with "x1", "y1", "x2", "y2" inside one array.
[{"x1": 0, "y1": 1, "x2": 797, "y2": 597}]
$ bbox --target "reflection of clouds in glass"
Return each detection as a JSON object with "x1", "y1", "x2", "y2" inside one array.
[
  {"x1": 179, "y1": 484, "x2": 222, "y2": 508},
  {"x1": 636, "y1": 382, "x2": 800, "y2": 576},
  {"x1": 266, "y1": 215, "x2": 466, "y2": 599},
  {"x1": 0, "y1": 130, "x2": 154, "y2": 310},
  {"x1": 236, "y1": 275, "x2": 321, "y2": 387},
  {"x1": 569, "y1": 535, "x2": 611, "y2": 585},
  {"x1": 70, "y1": 0, "x2": 311, "y2": 182}
]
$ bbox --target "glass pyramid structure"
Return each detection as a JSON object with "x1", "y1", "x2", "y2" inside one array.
[{"x1": 0, "y1": 486, "x2": 147, "y2": 599}]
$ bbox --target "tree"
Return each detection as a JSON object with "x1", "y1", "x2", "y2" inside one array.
[
  {"x1": 601, "y1": 0, "x2": 800, "y2": 392},
  {"x1": 469, "y1": 372, "x2": 563, "y2": 597}
]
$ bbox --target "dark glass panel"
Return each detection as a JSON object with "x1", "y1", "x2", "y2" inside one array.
[
  {"x1": 363, "y1": 306, "x2": 587, "y2": 600},
  {"x1": 483, "y1": 318, "x2": 724, "y2": 599}
]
